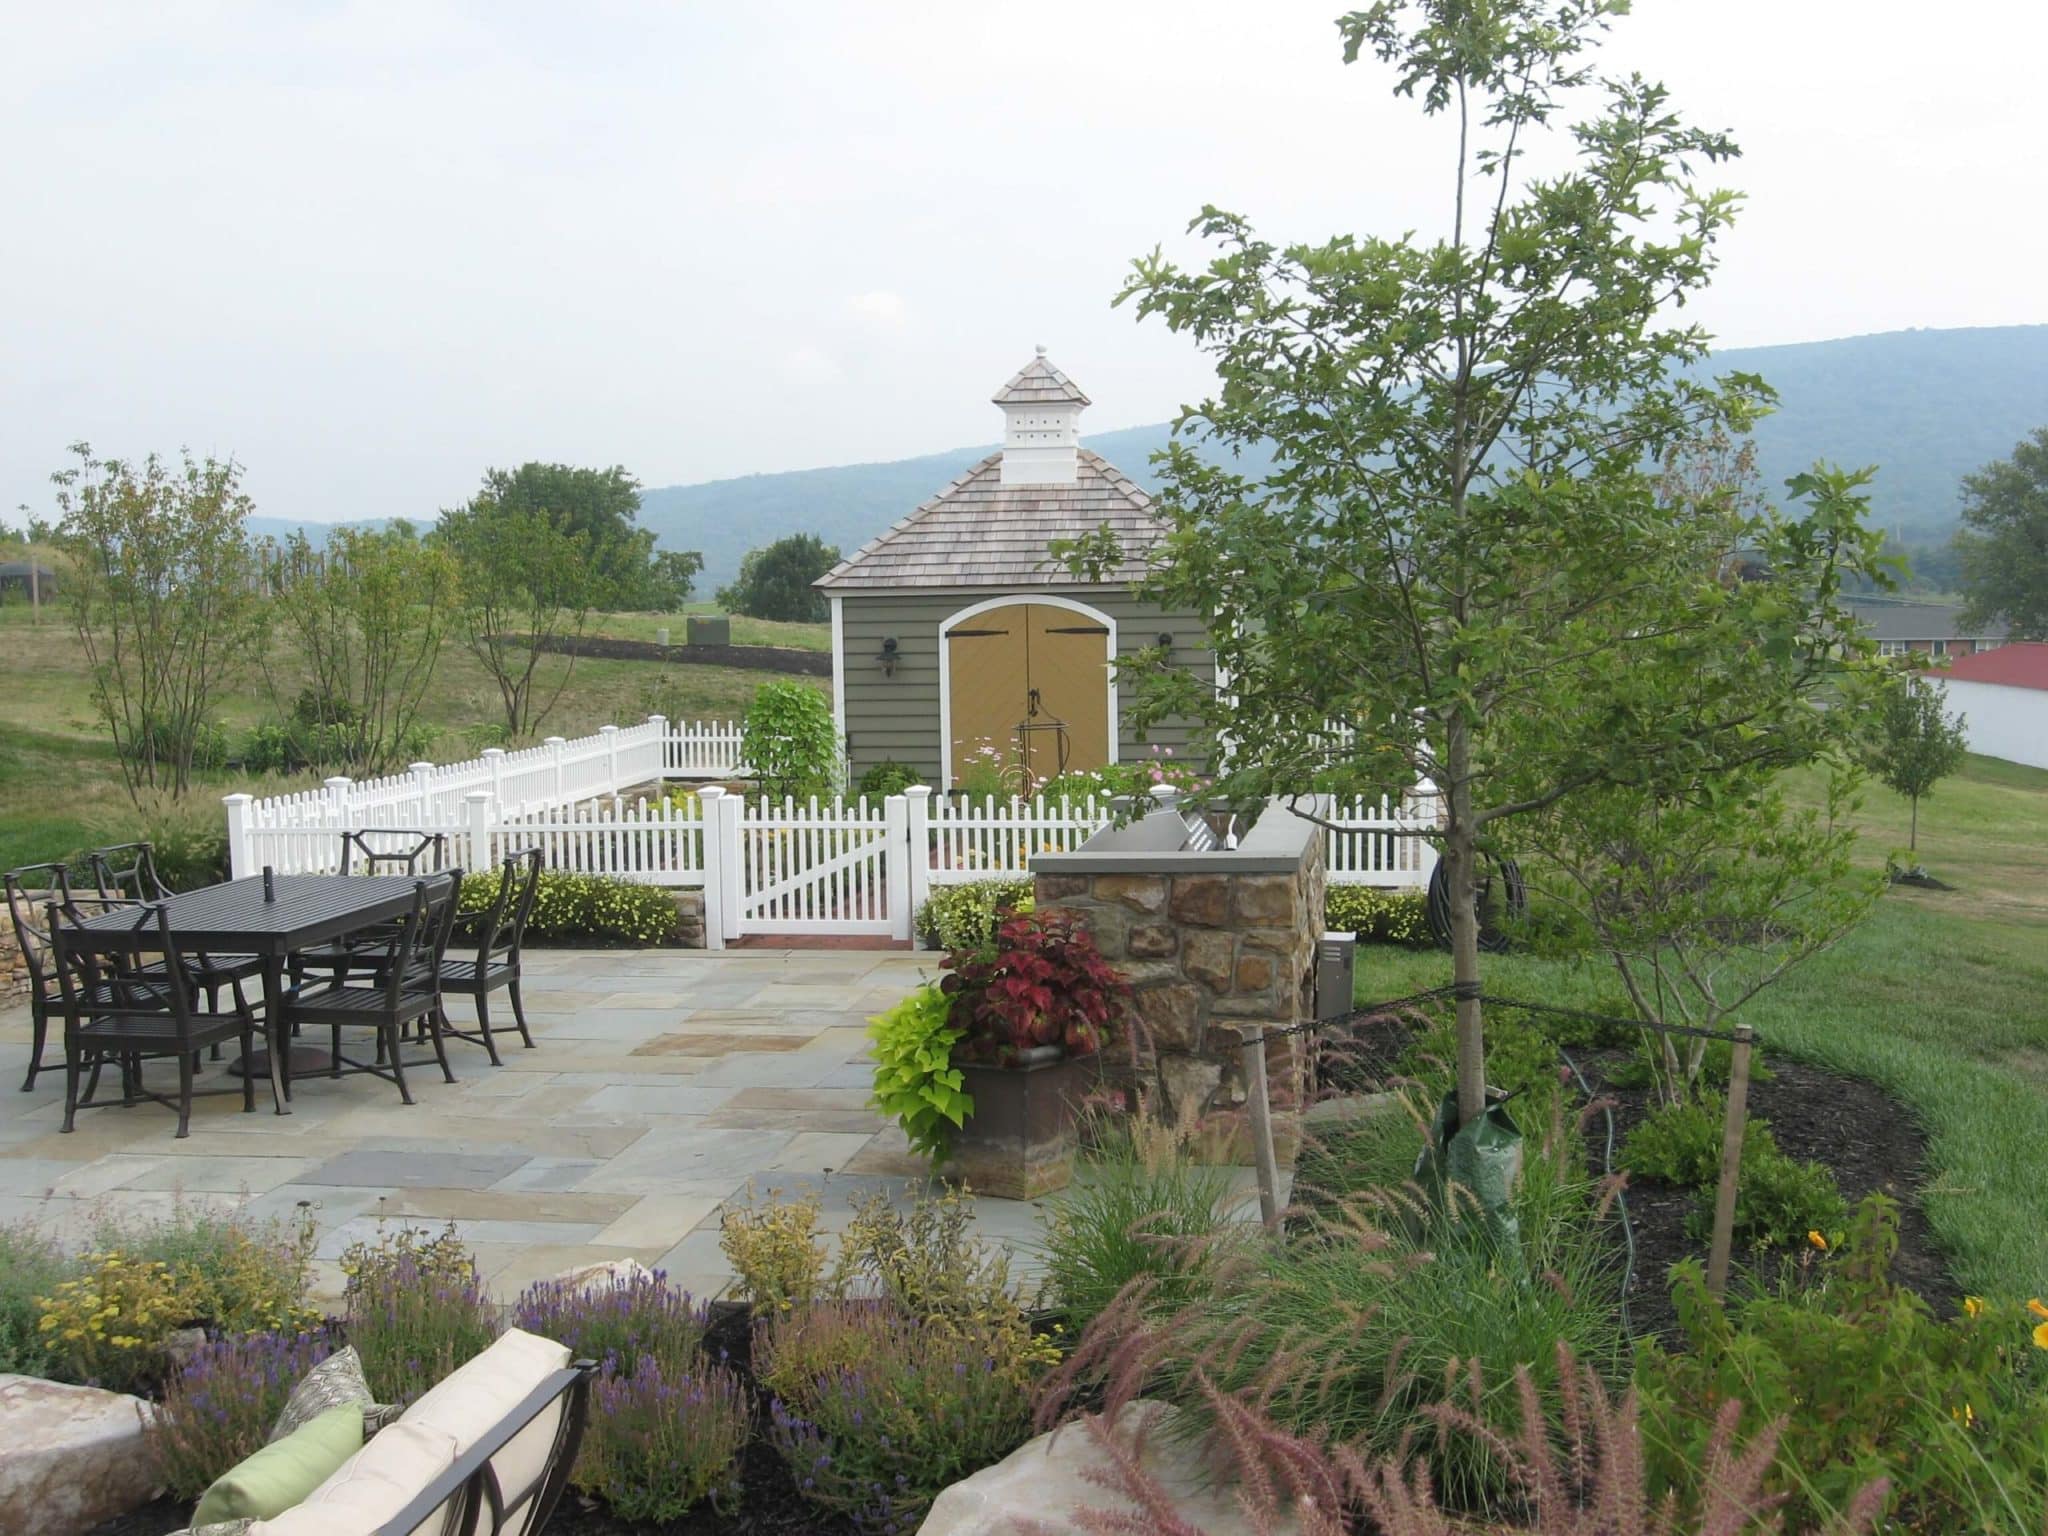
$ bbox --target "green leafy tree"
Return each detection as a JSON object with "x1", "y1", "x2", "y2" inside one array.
[
  {"x1": 717, "y1": 533, "x2": 841, "y2": 623},
  {"x1": 740, "y1": 681, "x2": 839, "y2": 801},
  {"x1": 1509, "y1": 762, "x2": 1881, "y2": 1105},
  {"x1": 476, "y1": 463, "x2": 703, "y2": 611},
  {"x1": 49, "y1": 443, "x2": 265, "y2": 800},
  {"x1": 436, "y1": 496, "x2": 599, "y2": 740},
  {"x1": 264, "y1": 526, "x2": 457, "y2": 775},
  {"x1": 1955, "y1": 427, "x2": 2048, "y2": 639},
  {"x1": 1061, "y1": 1, "x2": 1889, "y2": 1130},
  {"x1": 1864, "y1": 671, "x2": 1968, "y2": 853}
]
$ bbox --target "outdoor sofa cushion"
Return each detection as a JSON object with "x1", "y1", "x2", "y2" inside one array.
[
  {"x1": 392, "y1": 1329, "x2": 573, "y2": 1536},
  {"x1": 243, "y1": 1420, "x2": 457, "y2": 1536},
  {"x1": 193, "y1": 1404, "x2": 364, "y2": 1527}
]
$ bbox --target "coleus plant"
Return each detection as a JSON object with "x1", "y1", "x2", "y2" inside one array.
[{"x1": 940, "y1": 910, "x2": 1130, "y2": 1064}]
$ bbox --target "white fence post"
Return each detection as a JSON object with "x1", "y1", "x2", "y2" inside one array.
[
  {"x1": 904, "y1": 785, "x2": 932, "y2": 935},
  {"x1": 600, "y1": 724, "x2": 620, "y2": 794},
  {"x1": 547, "y1": 737, "x2": 567, "y2": 801},
  {"x1": 718, "y1": 790, "x2": 744, "y2": 945},
  {"x1": 464, "y1": 789, "x2": 494, "y2": 874},
  {"x1": 648, "y1": 714, "x2": 668, "y2": 780},
  {"x1": 696, "y1": 786, "x2": 725, "y2": 948},
  {"x1": 223, "y1": 793, "x2": 253, "y2": 878},
  {"x1": 483, "y1": 747, "x2": 505, "y2": 804},
  {"x1": 886, "y1": 792, "x2": 912, "y2": 942},
  {"x1": 325, "y1": 776, "x2": 353, "y2": 831},
  {"x1": 410, "y1": 761, "x2": 436, "y2": 822}
]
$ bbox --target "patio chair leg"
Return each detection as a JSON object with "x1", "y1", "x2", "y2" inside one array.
[
  {"x1": 332, "y1": 1023, "x2": 344, "y2": 1078},
  {"x1": 240, "y1": 1030, "x2": 256, "y2": 1113},
  {"x1": 427, "y1": 1006, "x2": 457, "y2": 1085},
  {"x1": 175, "y1": 1050, "x2": 194, "y2": 1138},
  {"x1": 61, "y1": 1048, "x2": 81, "y2": 1133},
  {"x1": 473, "y1": 993, "x2": 504, "y2": 1067},
  {"x1": 22, "y1": 1011, "x2": 46, "y2": 1091},
  {"x1": 386, "y1": 1021, "x2": 415, "y2": 1105},
  {"x1": 508, "y1": 979, "x2": 536, "y2": 1049}
]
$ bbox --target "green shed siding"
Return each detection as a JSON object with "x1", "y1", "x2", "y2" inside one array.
[{"x1": 837, "y1": 589, "x2": 1214, "y2": 784}]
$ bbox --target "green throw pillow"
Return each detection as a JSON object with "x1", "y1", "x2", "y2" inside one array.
[{"x1": 193, "y1": 1403, "x2": 363, "y2": 1527}]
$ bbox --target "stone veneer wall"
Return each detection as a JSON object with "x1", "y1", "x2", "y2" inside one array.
[
  {"x1": 1, "y1": 913, "x2": 27, "y2": 1004},
  {"x1": 1032, "y1": 803, "x2": 1326, "y2": 1141}
]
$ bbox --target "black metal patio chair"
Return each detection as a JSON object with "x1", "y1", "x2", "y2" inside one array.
[
  {"x1": 49, "y1": 899, "x2": 262, "y2": 1138},
  {"x1": 291, "y1": 830, "x2": 451, "y2": 987},
  {"x1": 89, "y1": 842, "x2": 264, "y2": 1015},
  {"x1": 280, "y1": 872, "x2": 459, "y2": 1104},
  {"x1": 6, "y1": 863, "x2": 77, "y2": 1091},
  {"x1": 433, "y1": 848, "x2": 543, "y2": 1065}
]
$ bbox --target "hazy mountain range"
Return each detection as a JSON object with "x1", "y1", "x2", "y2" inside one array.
[{"x1": 253, "y1": 324, "x2": 2048, "y2": 596}]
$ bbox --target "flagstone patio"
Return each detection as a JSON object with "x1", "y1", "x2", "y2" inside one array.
[{"x1": 0, "y1": 948, "x2": 996, "y2": 1305}]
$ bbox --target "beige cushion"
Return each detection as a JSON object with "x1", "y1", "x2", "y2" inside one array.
[
  {"x1": 395, "y1": 1329, "x2": 572, "y2": 1536},
  {"x1": 244, "y1": 1420, "x2": 457, "y2": 1536}
]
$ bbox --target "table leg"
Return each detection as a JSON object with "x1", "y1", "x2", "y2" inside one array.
[{"x1": 265, "y1": 953, "x2": 290, "y2": 1116}]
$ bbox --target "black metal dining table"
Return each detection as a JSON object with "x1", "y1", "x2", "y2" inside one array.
[{"x1": 68, "y1": 874, "x2": 425, "y2": 1116}]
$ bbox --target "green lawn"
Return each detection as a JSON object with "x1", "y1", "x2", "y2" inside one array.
[
  {"x1": 0, "y1": 603, "x2": 827, "y2": 871},
  {"x1": 587, "y1": 606, "x2": 832, "y2": 652},
  {"x1": 1353, "y1": 755, "x2": 2048, "y2": 1299}
]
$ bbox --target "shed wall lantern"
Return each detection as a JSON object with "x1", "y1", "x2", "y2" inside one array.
[{"x1": 877, "y1": 636, "x2": 900, "y2": 677}]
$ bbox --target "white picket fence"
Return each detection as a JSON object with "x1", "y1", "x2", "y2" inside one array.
[{"x1": 223, "y1": 719, "x2": 1440, "y2": 947}]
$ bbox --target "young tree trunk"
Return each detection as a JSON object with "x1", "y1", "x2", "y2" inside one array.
[
  {"x1": 1909, "y1": 793, "x2": 1919, "y2": 853},
  {"x1": 1442, "y1": 715, "x2": 1486, "y2": 1129}
]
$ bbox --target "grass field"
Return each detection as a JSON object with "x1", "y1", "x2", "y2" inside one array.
[
  {"x1": 1353, "y1": 754, "x2": 2048, "y2": 1300},
  {"x1": 0, "y1": 602, "x2": 829, "y2": 871}
]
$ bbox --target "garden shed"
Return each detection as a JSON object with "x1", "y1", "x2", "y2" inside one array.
[{"x1": 816, "y1": 350, "x2": 1214, "y2": 790}]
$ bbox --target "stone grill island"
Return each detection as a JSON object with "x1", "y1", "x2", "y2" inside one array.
[{"x1": 1031, "y1": 795, "x2": 1329, "y2": 1160}]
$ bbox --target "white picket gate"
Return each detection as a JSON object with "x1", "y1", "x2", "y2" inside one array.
[{"x1": 698, "y1": 788, "x2": 908, "y2": 942}]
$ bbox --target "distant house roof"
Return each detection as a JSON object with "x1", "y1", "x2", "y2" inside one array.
[
  {"x1": 815, "y1": 448, "x2": 1161, "y2": 591},
  {"x1": 1847, "y1": 598, "x2": 2005, "y2": 642},
  {"x1": 0, "y1": 561, "x2": 56, "y2": 583},
  {"x1": 1928, "y1": 642, "x2": 2048, "y2": 692},
  {"x1": 991, "y1": 354, "x2": 1091, "y2": 407}
]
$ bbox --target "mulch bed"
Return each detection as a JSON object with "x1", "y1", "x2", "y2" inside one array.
[
  {"x1": 1315, "y1": 1010, "x2": 1958, "y2": 1341},
  {"x1": 1579, "y1": 1049, "x2": 1957, "y2": 1340},
  {"x1": 88, "y1": 1304, "x2": 863, "y2": 1536}
]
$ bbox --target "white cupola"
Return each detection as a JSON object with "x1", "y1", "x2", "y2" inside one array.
[{"x1": 992, "y1": 346, "x2": 1090, "y2": 486}]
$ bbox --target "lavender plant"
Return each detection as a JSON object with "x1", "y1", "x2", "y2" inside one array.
[
  {"x1": 578, "y1": 1354, "x2": 749, "y2": 1522},
  {"x1": 761, "y1": 1301, "x2": 1038, "y2": 1534},
  {"x1": 341, "y1": 1226, "x2": 496, "y2": 1405},
  {"x1": 149, "y1": 1329, "x2": 339, "y2": 1500},
  {"x1": 511, "y1": 1268, "x2": 708, "y2": 1378}
]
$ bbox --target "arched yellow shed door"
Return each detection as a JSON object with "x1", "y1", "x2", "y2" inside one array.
[{"x1": 945, "y1": 602, "x2": 1112, "y2": 790}]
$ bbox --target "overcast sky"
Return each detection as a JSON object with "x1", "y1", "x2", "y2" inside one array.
[{"x1": 2, "y1": 0, "x2": 2041, "y2": 529}]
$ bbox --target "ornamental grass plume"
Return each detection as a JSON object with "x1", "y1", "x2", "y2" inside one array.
[
  {"x1": 149, "y1": 1328, "x2": 338, "y2": 1500},
  {"x1": 1055, "y1": 1344, "x2": 1888, "y2": 1536}
]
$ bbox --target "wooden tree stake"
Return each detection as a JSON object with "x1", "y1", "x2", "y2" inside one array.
[
  {"x1": 1705, "y1": 1024, "x2": 1756, "y2": 1298},
  {"x1": 1239, "y1": 1025, "x2": 1283, "y2": 1232}
]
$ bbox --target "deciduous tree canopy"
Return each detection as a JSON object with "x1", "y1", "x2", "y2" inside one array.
[
  {"x1": 717, "y1": 533, "x2": 841, "y2": 623},
  {"x1": 1955, "y1": 427, "x2": 2048, "y2": 639}
]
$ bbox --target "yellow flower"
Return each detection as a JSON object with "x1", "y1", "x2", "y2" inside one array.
[
  {"x1": 2029, "y1": 1298, "x2": 2048, "y2": 1322},
  {"x1": 1963, "y1": 1296, "x2": 1985, "y2": 1318},
  {"x1": 2034, "y1": 1320, "x2": 2048, "y2": 1351},
  {"x1": 1951, "y1": 1402, "x2": 1975, "y2": 1427},
  {"x1": 1807, "y1": 1230, "x2": 1828, "y2": 1251}
]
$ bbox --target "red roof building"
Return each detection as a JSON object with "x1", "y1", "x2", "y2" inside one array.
[{"x1": 1925, "y1": 642, "x2": 2048, "y2": 692}]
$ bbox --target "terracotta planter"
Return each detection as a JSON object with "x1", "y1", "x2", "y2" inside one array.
[{"x1": 944, "y1": 1052, "x2": 1099, "y2": 1200}]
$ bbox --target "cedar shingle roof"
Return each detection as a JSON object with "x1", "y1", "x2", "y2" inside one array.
[
  {"x1": 991, "y1": 353, "x2": 1091, "y2": 407},
  {"x1": 815, "y1": 448, "x2": 1162, "y2": 591}
]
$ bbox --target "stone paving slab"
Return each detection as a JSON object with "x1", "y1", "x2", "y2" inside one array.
[{"x1": 0, "y1": 947, "x2": 1279, "y2": 1302}]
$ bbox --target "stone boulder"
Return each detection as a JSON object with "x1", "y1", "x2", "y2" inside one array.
[
  {"x1": 916, "y1": 1400, "x2": 1300, "y2": 1536},
  {"x1": 0, "y1": 1374, "x2": 160, "y2": 1536},
  {"x1": 540, "y1": 1257, "x2": 657, "y2": 1291}
]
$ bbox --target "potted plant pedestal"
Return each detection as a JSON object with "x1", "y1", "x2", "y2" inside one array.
[{"x1": 943, "y1": 1047, "x2": 1099, "y2": 1200}]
